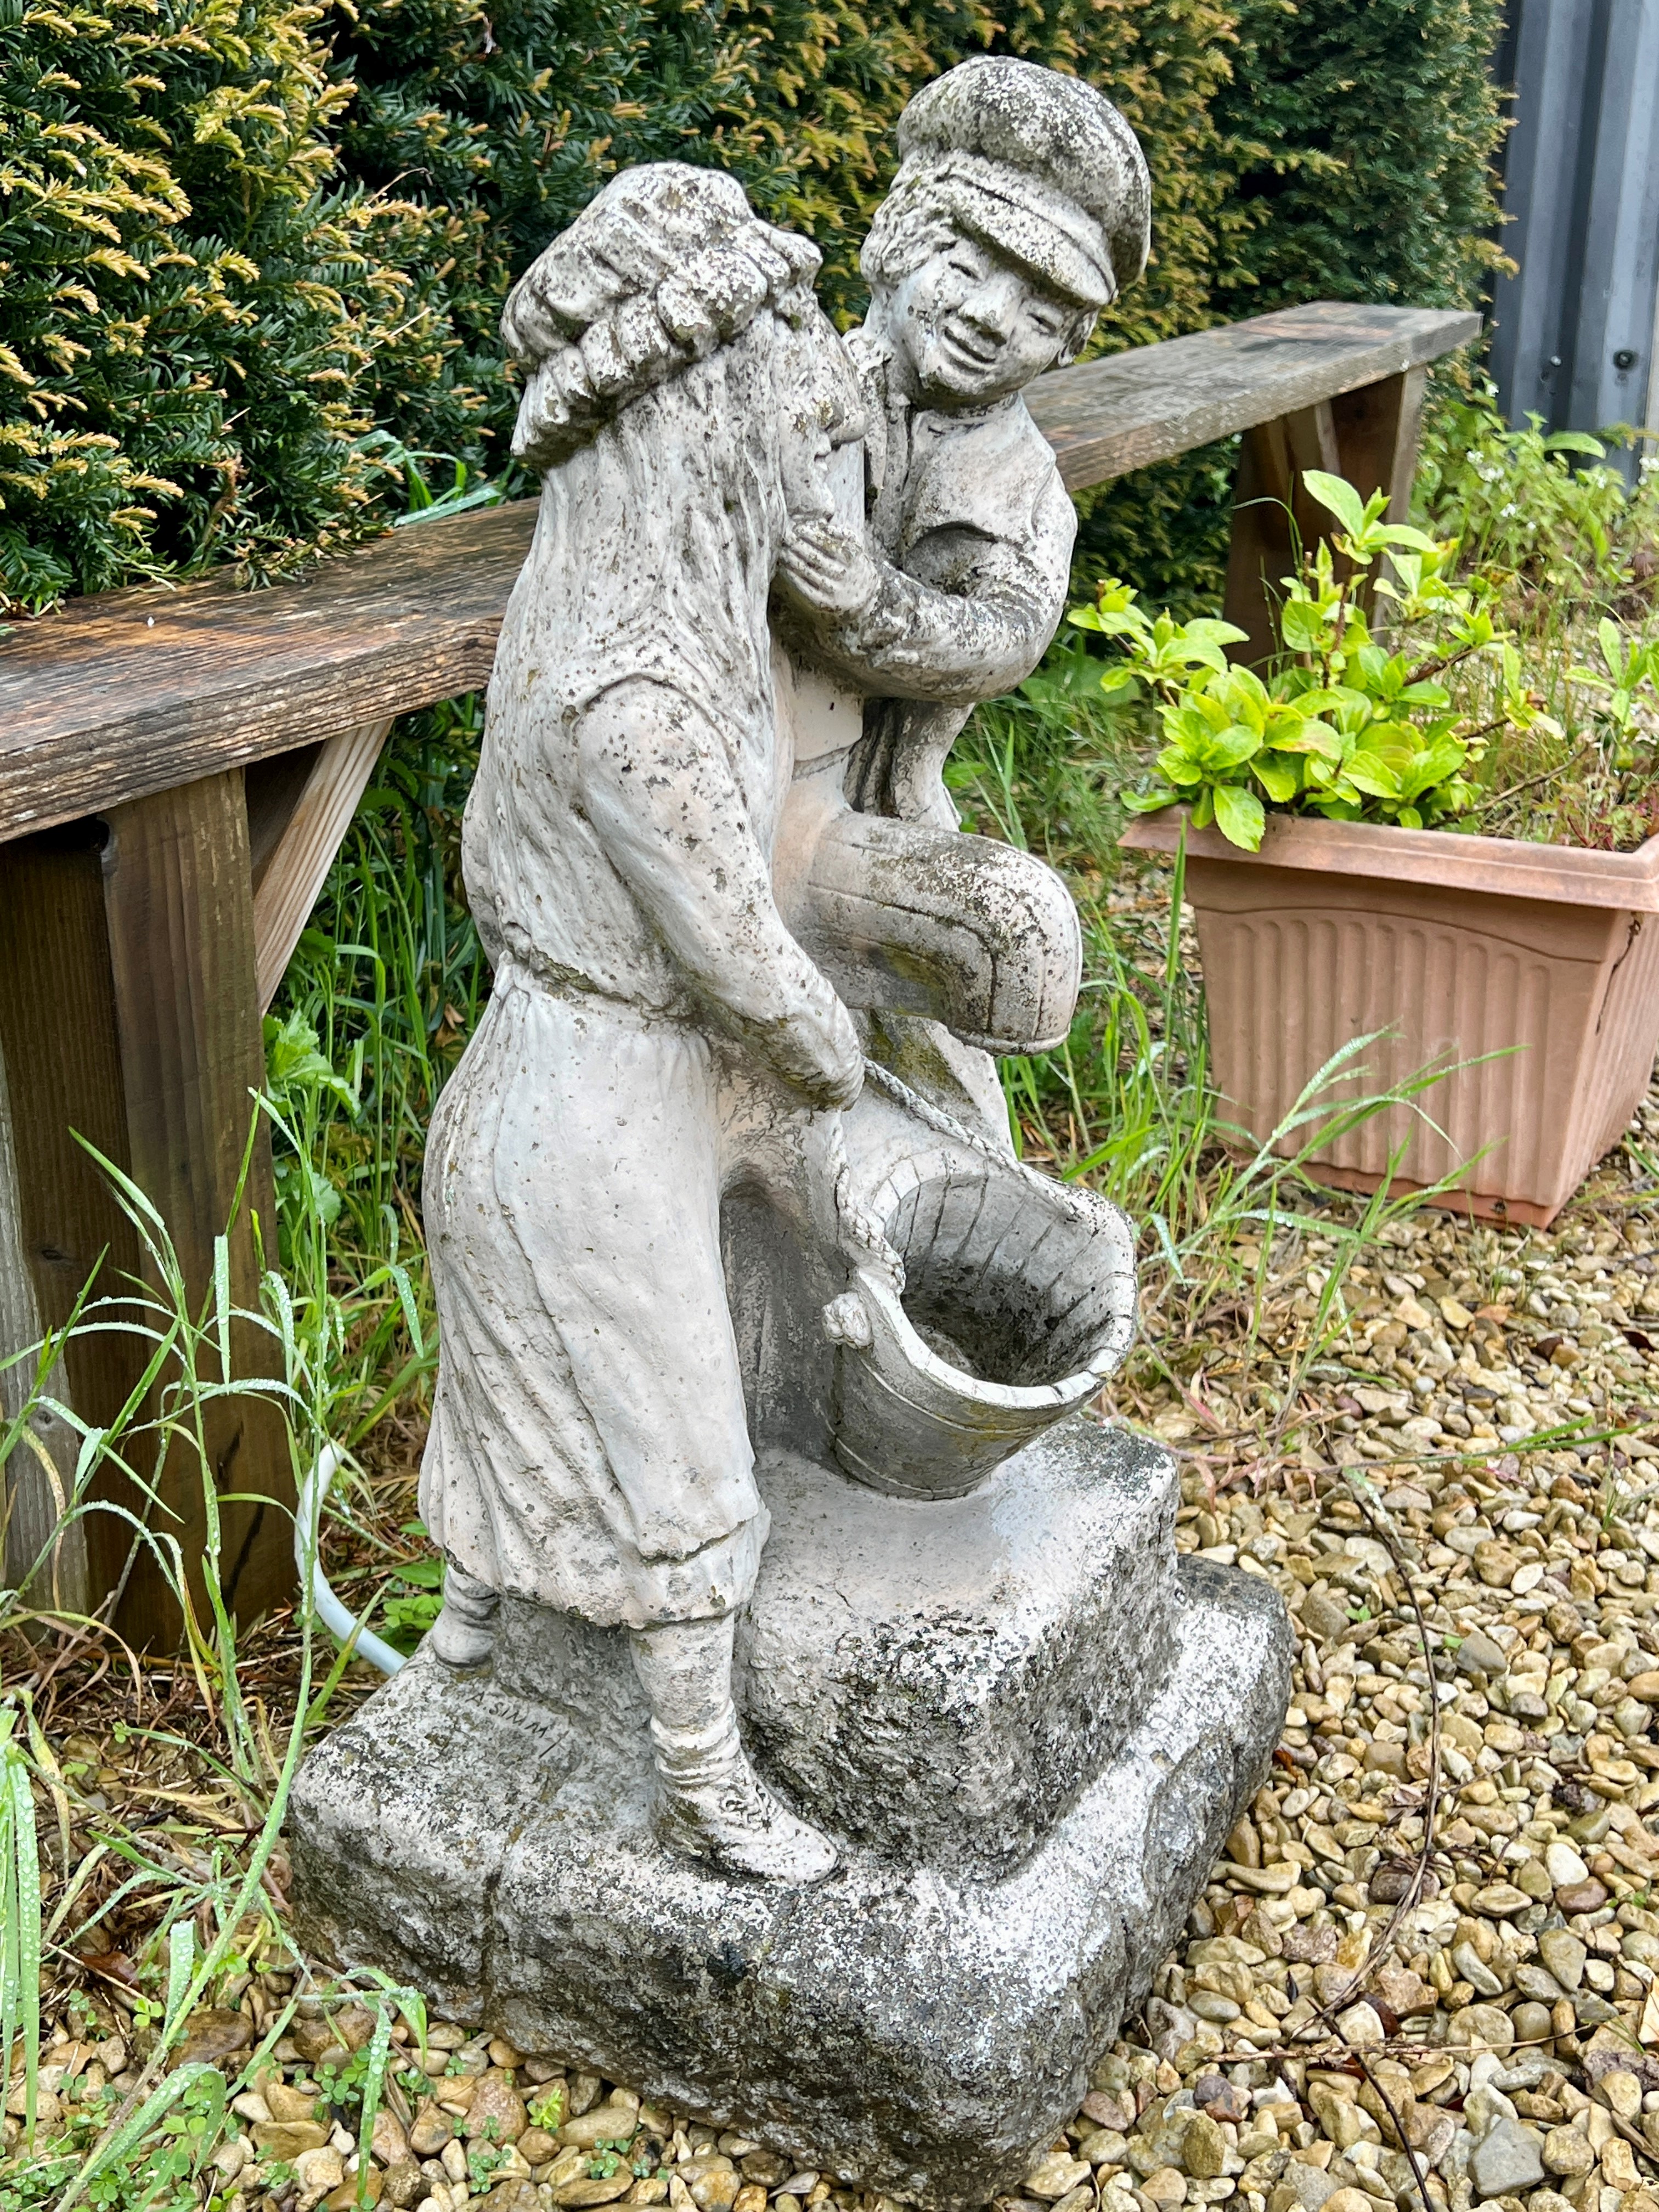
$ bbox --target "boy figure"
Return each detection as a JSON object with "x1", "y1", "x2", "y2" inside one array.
[
  {"x1": 780, "y1": 54, "x2": 1150, "y2": 831},
  {"x1": 776, "y1": 56, "x2": 1150, "y2": 1133}
]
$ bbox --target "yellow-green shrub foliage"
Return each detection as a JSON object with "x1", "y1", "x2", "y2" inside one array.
[{"x1": 0, "y1": 0, "x2": 470, "y2": 608}]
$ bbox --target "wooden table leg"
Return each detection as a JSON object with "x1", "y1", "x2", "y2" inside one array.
[
  {"x1": 0, "y1": 771, "x2": 292, "y2": 1645},
  {"x1": 0, "y1": 820, "x2": 145, "y2": 1622},
  {"x1": 1223, "y1": 368, "x2": 1430, "y2": 663},
  {"x1": 0, "y1": 1030, "x2": 88, "y2": 1618},
  {"x1": 1329, "y1": 365, "x2": 1429, "y2": 526}
]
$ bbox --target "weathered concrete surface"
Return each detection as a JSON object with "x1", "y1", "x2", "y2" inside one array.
[
  {"x1": 290, "y1": 1448, "x2": 1291, "y2": 2211},
  {"x1": 482, "y1": 1423, "x2": 1175, "y2": 1884},
  {"x1": 737, "y1": 1426, "x2": 1177, "y2": 1880}
]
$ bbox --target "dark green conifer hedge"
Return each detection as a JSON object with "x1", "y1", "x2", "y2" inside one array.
[
  {"x1": 1, "y1": 0, "x2": 1503, "y2": 612},
  {"x1": 1217, "y1": 0, "x2": 1508, "y2": 318},
  {"x1": 0, "y1": 0, "x2": 474, "y2": 607},
  {"x1": 1077, "y1": 0, "x2": 1509, "y2": 613}
]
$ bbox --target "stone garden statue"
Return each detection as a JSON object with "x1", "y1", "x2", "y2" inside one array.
[{"x1": 294, "y1": 59, "x2": 1291, "y2": 2210}]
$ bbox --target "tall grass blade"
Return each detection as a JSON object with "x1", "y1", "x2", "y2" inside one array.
[{"x1": 1, "y1": 1715, "x2": 41, "y2": 2151}]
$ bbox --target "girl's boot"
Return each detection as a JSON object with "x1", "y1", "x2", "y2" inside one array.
[
  {"x1": 629, "y1": 1613, "x2": 837, "y2": 1884},
  {"x1": 430, "y1": 1558, "x2": 500, "y2": 1667}
]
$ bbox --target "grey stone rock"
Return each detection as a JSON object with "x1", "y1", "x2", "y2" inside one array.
[
  {"x1": 291, "y1": 1519, "x2": 1291, "y2": 2212},
  {"x1": 1468, "y1": 2119, "x2": 1545, "y2": 2199},
  {"x1": 1298, "y1": 1590, "x2": 1352, "y2": 1644},
  {"x1": 1510, "y1": 1962, "x2": 1565, "y2": 2005},
  {"x1": 1451, "y1": 1943, "x2": 1503, "y2": 1997},
  {"x1": 1188, "y1": 1992, "x2": 1241, "y2": 2024},
  {"x1": 1274, "y1": 2161, "x2": 1340, "y2": 2212},
  {"x1": 1453, "y1": 1630, "x2": 1509, "y2": 1679},
  {"x1": 1463, "y1": 2086, "x2": 1517, "y2": 2140},
  {"x1": 1491, "y1": 2051, "x2": 1555, "y2": 2092},
  {"x1": 1144, "y1": 1999, "x2": 1200, "y2": 2063},
  {"x1": 1440, "y1": 2128, "x2": 1474, "y2": 2187},
  {"x1": 1457, "y1": 2003, "x2": 1514, "y2": 2056},
  {"x1": 1537, "y1": 1929, "x2": 1586, "y2": 1992}
]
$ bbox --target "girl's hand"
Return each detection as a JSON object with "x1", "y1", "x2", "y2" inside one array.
[
  {"x1": 777, "y1": 519, "x2": 881, "y2": 622},
  {"x1": 806, "y1": 1113, "x2": 905, "y2": 1293},
  {"x1": 834, "y1": 1182, "x2": 904, "y2": 1291},
  {"x1": 763, "y1": 989, "x2": 864, "y2": 1111}
]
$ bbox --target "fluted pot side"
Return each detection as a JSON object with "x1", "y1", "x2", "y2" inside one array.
[{"x1": 1119, "y1": 809, "x2": 1659, "y2": 1226}]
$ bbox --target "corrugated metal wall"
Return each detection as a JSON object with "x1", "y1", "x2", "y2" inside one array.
[{"x1": 1489, "y1": 0, "x2": 1659, "y2": 478}]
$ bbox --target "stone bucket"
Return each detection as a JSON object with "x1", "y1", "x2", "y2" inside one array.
[{"x1": 829, "y1": 1160, "x2": 1137, "y2": 1499}]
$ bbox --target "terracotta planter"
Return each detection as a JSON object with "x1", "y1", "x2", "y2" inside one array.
[{"x1": 1118, "y1": 810, "x2": 1659, "y2": 1226}]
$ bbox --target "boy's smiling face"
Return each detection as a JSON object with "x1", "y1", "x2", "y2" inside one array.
[{"x1": 872, "y1": 232, "x2": 1088, "y2": 412}]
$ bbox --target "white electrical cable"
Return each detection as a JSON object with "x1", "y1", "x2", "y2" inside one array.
[{"x1": 295, "y1": 1444, "x2": 408, "y2": 1676}]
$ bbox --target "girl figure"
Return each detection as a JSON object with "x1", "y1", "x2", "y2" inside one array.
[{"x1": 417, "y1": 165, "x2": 880, "y2": 1886}]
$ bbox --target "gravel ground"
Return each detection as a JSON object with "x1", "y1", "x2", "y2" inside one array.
[{"x1": 21, "y1": 1186, "x2": 1659, "y2": 2212}]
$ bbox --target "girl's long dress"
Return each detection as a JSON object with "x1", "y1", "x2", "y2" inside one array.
[{"x1": 420, "y1": 973, "x2": 763, "y2": 1627}]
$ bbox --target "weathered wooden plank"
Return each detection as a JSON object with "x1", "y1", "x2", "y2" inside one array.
[
  {"x1": 99, "y1": 771, "x2": 292, "y2": 1643},
  {"x1": 247, "y1": 743, "x2": 326, "y2": 891},
  {"x1": 0, "y1": 303, "x2": 1480, "y2": 845},
  {"x1": 1329, "y1": 364, "x2": 1431, "y2": 645},
  {"x1": 0, "y1": 823, "x2": 148, "y2": 1619},
  {"x1": 1027, "y1": 300, "x2": 1480, "y2": 492},
  {"x1": 1331, "y1": 364, "x2": 1430, "y2": 528},
  {"x1": 251, "y1": 718, "x2": 393, "y2": 1011},
  {"x1": 0, "y1": 506, "x2": 531, "y2": 844}
]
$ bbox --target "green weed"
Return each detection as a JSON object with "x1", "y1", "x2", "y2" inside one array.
[
  {"x1": 1407, "y1": 388, "x2": 1659, "y2": 849},
  {"x1": 0, "y1": 1131, "x2": 437, "y2": 2207},
  {"x1": 267, "y1": 697, "x2": 489, "y2": 1442},
  {"x1": 1088, "y1": 470, "x2": 1541, "y2": 849},
  {"x1": 1415, "y1": 387, "x2": 1659, "y2": 606}
]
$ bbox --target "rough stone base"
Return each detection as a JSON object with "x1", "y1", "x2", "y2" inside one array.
[{"x1": 291, "y1": 1431, "x2": 1291, "y2": 2212}]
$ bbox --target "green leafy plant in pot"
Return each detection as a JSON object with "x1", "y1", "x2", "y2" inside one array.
[
  {"x1": 1076, "y1": 471, "x2": 1537, "y2": 850},
  {"x1": 1099, "y1": 471, "x2": 1659, "y2": 1227}
]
